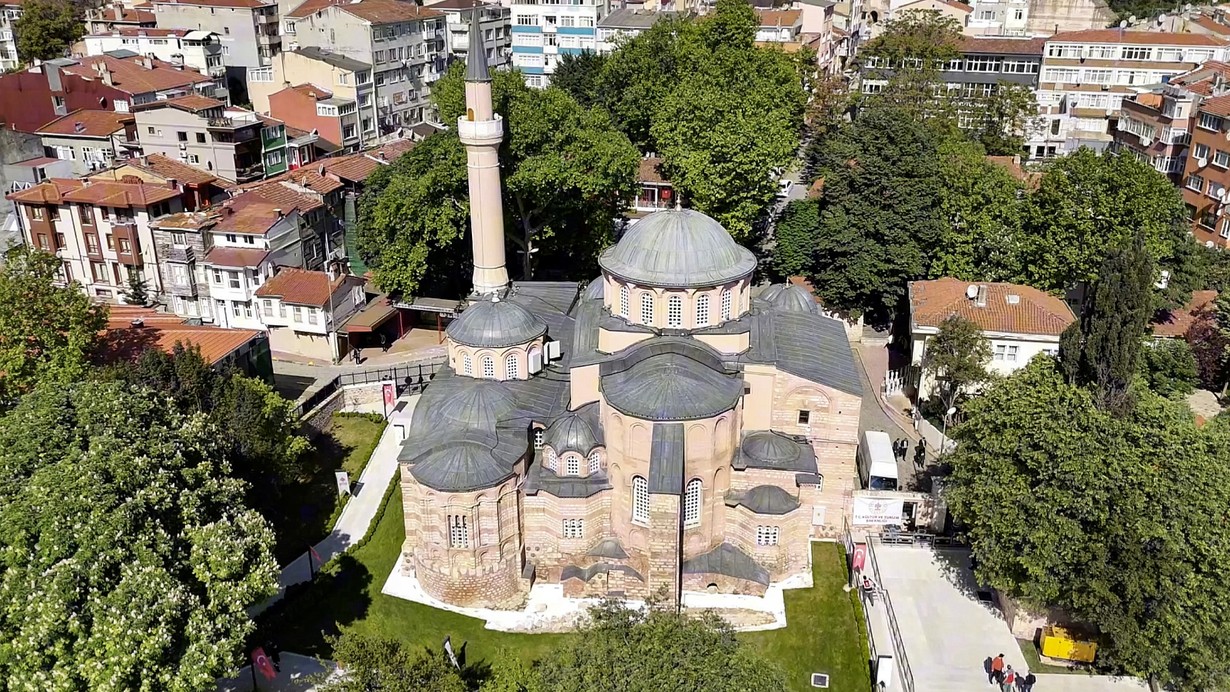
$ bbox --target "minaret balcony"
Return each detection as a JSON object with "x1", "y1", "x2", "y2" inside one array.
[{"x1": 457, "y1": 114, "x2": 504, "y2": 146}]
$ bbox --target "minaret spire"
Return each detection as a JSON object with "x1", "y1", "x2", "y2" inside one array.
[{"x1": 457, "y1": 4, "x2": 509, "y2": 296}]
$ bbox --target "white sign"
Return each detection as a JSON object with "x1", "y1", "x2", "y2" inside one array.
[
  {"x1": 853, "y1": 496, "x2": 904, "y2": 525},
  {"x1": 335, "y1": 471, "x2": 350, "y2": 497}
]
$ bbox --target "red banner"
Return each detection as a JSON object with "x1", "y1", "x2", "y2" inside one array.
[
  {"x1": 251, "y1": 648, "x2": 277, "y2": 681},
  {"x1": 852, "y1": 543, "x2": 867, "y2": 572},
  {"x1": 383, "y1": 382, "x2": 395, "y2": 406}
]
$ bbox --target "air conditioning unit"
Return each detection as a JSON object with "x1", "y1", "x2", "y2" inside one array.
[
  {"x1": 545, "y1": 340, "x2": 561, "y2": 361},
  {"x1": 528, "y1": 349, "x2": 543, "y2": 374}
]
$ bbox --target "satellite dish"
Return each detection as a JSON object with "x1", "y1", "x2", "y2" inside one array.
[
  {"x1": 1128, "y1": 14, "x2": 1137, "y2": 22},
  {"x1": 1158, "y1": 13, "x2": 1166, "y2": 24},
  {"x1": 1119, "y1": 19, "x2": 1128, "y2": 28},
  {"x1": 965, "y1": 285, "x2": 979, "y2": 299}
]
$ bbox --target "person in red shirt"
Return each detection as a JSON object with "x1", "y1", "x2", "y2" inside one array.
[
  {"x1": 1001, "y1": 666, "x2": 1017, "y2": 692},
  {"x1": 989, "y1": 653, "x2": 1005, "y2": 685}
]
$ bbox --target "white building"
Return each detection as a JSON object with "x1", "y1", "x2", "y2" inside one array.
[
  {"x1": 908, "y1": 277, "x2": 1076, "y2": 398},
  {"x1": 596, "y1": 8, "x2": 673, "y2": 54},
  {"x1": 82, "y1": 28, "x2": 226, "y2": 79},
  {"x1": 426, "y1": 0, "x2": 511, "y2": 71},
  {"x1": 508, "y1": 0, "x2": 612, "y2": 87},
  {"x1": 149, "y1": 0, "x2": 281, "y2": 71},
  {"x1": 0, "y1": 0, "x2": 21, "y2": 71},
  {"x1": 254, "y1": 266, "x2": 367, "y2": 362}
]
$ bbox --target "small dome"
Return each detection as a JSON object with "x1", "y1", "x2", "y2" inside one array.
[
  {"x1": 544, "y1": 411, "x2": 600, "y2": 456},
  {"x1": 731, "y1": 485, "x2": 800, "y2": 515},
  {"x1": 446, "y1": 297, "x2": 548, "y2": 348},
  {"x1": 758, "y1": 284, "x2": 786, "y2": 303},
  {"x1": 598, "y1": 209, "x2": 756, "y2": 289},
  {"x1": 770, "y1": 285, "x2": 818, "y2": 314},
  {"x1": 582, "y1": 276, "x2": 604, "y2": 301},
  {"x1": 742, "y1": 431, "x2": 803, "y2": 464},
  {"x1": 410, "y1": 441, "x2": 510, "y2": 492},
  {"x1": 429, "y1": 379, "x2": 518, "y2": 430}
]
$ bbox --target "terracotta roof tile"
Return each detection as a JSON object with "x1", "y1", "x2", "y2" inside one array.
[
  {"x1": 1152, "y1": 290, "x2": 1218, "y2": 338},
  {"x1": 150, "y1": 0, "x2": 273, "y2": 7},
  {"x1": 909, "y1": 277, "x2": 1076, "y2": 336},
  {"x1": 103, "y1": 305, "x2": 260, "y2": 365},
  {"x1": 959, "y1": 36, "x2": 1045, "y2": 55},
  {"x1": 286, "y1": 0, "x2": 337, "y2": 18},
  {"x1": 36, "y1": 109, "x2": 132, "y2": 137},
  {"x1": 1194, "y1": 15, "x2": 1230, "y2": 37},
  {"x1": 321, "y1": 154, "x2": 383, "y2": 182},
  {"x1": 1047, "y1": 30, "x2": 1228, "y2": 47},
  {"x1": 237, "y1": 167, "x2": 344, "y2": 196},
  {"x1": 126, "y1": 153, "x2": 218, "y2": 186},
  {"x1": 756, "y1": 9, "x2": 801, "y2": 25},
  {"x1": 338, "y1": 0, "x2": 442, "y2": 24},
  {"x1": 6, "y1": 178, "x2": 178, "y2": 207},
  {"x1": 85, "y1": 27, "x2": 185, "y2": 38},
  {"x1": 1199, "y1": 93, "x2": 1230, "y2": 117},
  {"x1": 204, "y1": 246, "x2": 270, "y2": 267},
  {"x1": 5, "y1": 179, "x2": 84, "y2": 204},
  {"x1": 255, "y1": 267, "x2": 363, "y2": 306},
  {"x1": 155, "y1": 94, "x2": 225, "y2": 113},
  {"x1": 638, "y1": 156, "x2": 668, "y2": 185},
  {"x1": 209, "y1": 190, "x2": 299, "y2": 235},
  {"x1": 61, "y1": 55, "x2": 213, "y2": 96}
]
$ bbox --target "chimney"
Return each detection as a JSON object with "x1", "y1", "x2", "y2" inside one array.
[
  {"x1": 378, "y1": 151, "x2": 386, "y2": 161},
  {"x1": 274, "y1": 207, "x2": 283, "y2": 217},
  {"x1": 114, "y1": 4, "x2": 123, "y2": 20},
  {"x1": 141, "y1": 56, "x2": 153, "y2": 70},
  {"x1": 166, "y1": 177, "x2": 178, "y2": 190}
]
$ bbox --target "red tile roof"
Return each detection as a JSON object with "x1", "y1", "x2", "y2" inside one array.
[
  {"x1": 288, "y1": 83, "x2": 334, "y2": 100},
  {"x1": 756, "y1": 9, "x2": 801, "y2": 26},
  {"x1": 638, "y1": 156, "x2": 669, "y2": 185},
  {"x1": 154, "y1": 94, "x2": 226, "y2": 113},
  {"x1": 204, "y1": 246, "x2": 270, "y2": 268},
  {"x1": 959, "y1": 36, "x2": 1046, "y2": 56},
  {"x1": 102, "y1": 305, "x2": 260, "y2": 365},
  {"x1": 237, "y1": 167, "x2": 344, "y2": 196},
  {"x1": 255, "y1": 267, "x2": 363, "y2": 306},
  {"x1": 11, "y1": 156, "x2": 60, "y2": 167},
  {"x1": 1194, "y1": 15, "x2": 1230, "y2": 37},
  {"x1": 122, "y1": 153, "x2": 218, "y2": 186},
  {"x1": 85, "y1": 27, "x2": 185, "y2": 37},
  {"x1": 909, "y1": 277, "x2": 1076, "y2": 336},
  {"x1": 150, "y1": 0, "x2": 273, "y2": 7},
  {"x1": 89, "y1": 6, "x2": 157, "y2": 23},
  {"x1": 1152, "y1": 290, "x2": 1218, "y2": 338},
  {"x1": 339, "y1": 0, "x2": 442, "y2": 24},
  {"x1": 285, "y1": 0, "x2": 337, "y2": 18},
  {"x1": 1199, "y1": 93, "x2": 1230, "y2": 117},
  {"x1": 1048, "y1": 30, "x2": 1228, "y2": 47},
  {"x1": 6, "y1": 178, "x2": 178, "y2": 207},
  {"x1": 37, "y1": 109, "x2": 133, "y2": 137},
  {"x1": 61, "y1": 55, "x2": 213, "y2": 96}
]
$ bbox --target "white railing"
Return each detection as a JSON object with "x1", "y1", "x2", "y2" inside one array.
[{"x1": 456, "y1": 113, "x2": 503, "y2": 141}]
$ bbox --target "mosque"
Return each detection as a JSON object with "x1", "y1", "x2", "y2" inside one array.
[{"x1": 396, "y1": 15, "x2": 864, "y2": 609}]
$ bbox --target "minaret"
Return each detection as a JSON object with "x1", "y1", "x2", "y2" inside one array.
[{"x1": 458, "y1": 6, "x2": 509, "y2": 296}]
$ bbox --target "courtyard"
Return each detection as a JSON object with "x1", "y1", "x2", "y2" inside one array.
[{"x1": 257, "y1": 483, "x2": 871, "y2": 692}]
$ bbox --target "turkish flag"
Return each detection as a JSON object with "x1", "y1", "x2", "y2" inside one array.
[
  {"x1": 251, "y1": 648, "x2": 277, "y2": 681},
  {"x1": 852, "y1": 543, "x2": 867, "y2": 572}
]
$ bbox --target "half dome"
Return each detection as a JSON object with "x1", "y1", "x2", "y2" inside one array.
[
  {"x1": 446, "y1": 297, "x2": 548, "y2": 348},
  {"x1": 582, "y1": 276, "x2": 605, "y2": 301},
  {"x1": 598, "y1": 209, "x2": 756, "y2": 289}
]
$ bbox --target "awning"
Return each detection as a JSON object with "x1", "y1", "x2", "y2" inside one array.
[
  {"x1": 340, "y1": 295, "x2": 398, "y2": 334},
  {"x1": 393, "y1": 296, "x2": 462, "y2": 317}
]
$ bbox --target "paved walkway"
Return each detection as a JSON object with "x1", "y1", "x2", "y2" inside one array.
[
  {"x1": 252, "y1": 394, "x2": 419, "y2": 615},
  {"x1": 215, "y1": 653, "x2": 338, "y2": 692}
]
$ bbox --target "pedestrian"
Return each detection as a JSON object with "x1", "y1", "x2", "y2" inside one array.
[
  {"x1": 352, "y1": 347, "x2": 361, "y2": 365},
  {"x1": 1001, "y1": 666, "x2": 1016, "y2": 692},
  {"x1": 1021, "y1": 672, "x2": 1036, "y2": 692},
  {"x1": 989, "y1": 653, "x2": 1004, "y2": 685},
  {"x1": 861, "y1": 575, "x2": 877, "y2": 606},
  {"x1": 913, "y1": 439, "x2": 927, "y2": 469},
  {"x1": 380, "y1": 332, "x2": 389, "y2": 353}
]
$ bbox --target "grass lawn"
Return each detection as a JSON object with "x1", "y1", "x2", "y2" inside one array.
[
  {"x1": 742, "y1": 543, "x2": 871, "y2": 692},
  {"x1": 267, "y1": 413, "x2": 387, "y2": 565},
  {"x1": 260, "y1": 489, "x2": 870, "y2": 690}
]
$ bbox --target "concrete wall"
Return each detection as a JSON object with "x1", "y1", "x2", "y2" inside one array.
[
  {"x1": 151, "y1": 2, "x2": 268, "y2": 68},
  {"x1": 1026, "y1": 0, "x2": 1114, "y2": 35},
  {"x1": 0, "y1": 129, "x2": 47, "y2": 239}
]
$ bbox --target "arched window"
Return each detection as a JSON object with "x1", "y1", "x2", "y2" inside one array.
[
  {"x1": 683, "y1": 478, "x2": 702, "y2": 528},
  {"x1": 640, "y1": 293, "x2": 654, "y2": 324},
  {"x1": 461, "y1": 353, "x2": 472, "y2": 376},
  {"x1": 588, "y1": 451, "x2": 601, "y2": 474},
  {"x1": 619, "y1": 285, "x2": 630, "y2": 316},
  {"x1": 546, "y1": 448, "x2": 557, "y2": 470},
  {"x1": 696, "y1": 294, "x2": 710, "y2": 327},
  {"x1": 481, "y1": 356, "x2": 495, "y2": 379},
  {"x1": 534, "y1": 429, "x2": 544, "y2": 449},
  {"x1": 505, "y1": 354, "x2": 519, "y2": 380},
  {"x1": 566, "y1": 455, "x2": 580, "y2": 476},
  {"x1": 667, "y1": 295, "x2": 683, "y2": 327},
  {"x1": 721, "y1": 288, "x2": 733, "y2": 320},
  {"x1": 632, "y1": 475, "x2": 649, "y2": 525}
]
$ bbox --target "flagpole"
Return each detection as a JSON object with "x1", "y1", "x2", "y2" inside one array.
[
  {"x1": 251, "y1": 662, "x2": 258, "y2": 691},
  {"x1": 307, "y1": 544, "x2": 315, "y2": 579}
]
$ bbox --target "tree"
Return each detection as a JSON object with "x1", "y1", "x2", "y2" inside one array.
[
  {"x1": 0, "y1": 382, "x2": 279, "y2": 688},
  {"x1": 770, "y1": 198, "x2": 820, "y2": 280},
  {"x1": 316, "y1": 631, "x2": 466, "y2": 692},
  {"x1": 0, "y1": 246, "x2": 108, "y2": 404},
  {"x1": 944, "y1": 359, "x2": 1230, "y2": 689},
  {"x1": 1186, "y1": 313, "x2": 1230, "y2": 394},
  {"x1": 1137, "y1": 338, "x2": 1199, "y2": 398},
  {"x1": 929, "y1": 138, "x2": 1025, "y2": 281},
  {"x1": 14, "y1": 0, "x2": 82, "y2": 63},
  {"x1": 122, "y1": 268, "x2": 149, "y2": 306},
  {"x1": 921, "y1": 315, "x2": 993, "y2": 414},
  {"x1": 357, "y1": 66, "x2": 639, "y2": 296},
  {"x1": 532, "y1": 600, "x2": 786, "y2": 692},
  {"x1": 1060, "y1": 236, "x2": 1154, "y2": 415},
  {"x1": 794, "y1": 102, "x2": 946, "y2": 317},
  {"x1": 549, "y1": 51, "x2": 608, "y2": 109}
]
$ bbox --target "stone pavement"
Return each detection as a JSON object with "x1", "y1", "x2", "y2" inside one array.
[
  {"x1": 871, "y1": 544, "x2": 1146, "y2": 692},
  {"x1": 252, "y1": 394, "x2": 419, "y2": 615}
]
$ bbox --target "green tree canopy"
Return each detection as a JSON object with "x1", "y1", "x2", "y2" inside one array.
[
  {"x1": 0, "y1": 246, "x2": 108, "y2": 404},
  {"x1": 14, "y1": 0, "x2": 82, "y2": 63},
  {"x1": 921, "y1": 314, "x2": 993, "y2": 413},
  {"x1": 0, "y1": 382, "x2": 279, "y2": 688},
  {"x1": 317, "y1": 632, "x2": 466, "y2": 692},
  {"x1": 929, "y1": 138, "x2": 1025, "y2": 281},
  {"x1": 356, "y1": 67, "x2": 638, "y2": 296},
  {"x1": 944, "y1": 359, "x2": 1230, "y2": 689},
  {"x1": 1137, "y1": 338, "x2": 1199, "y2": 399}
]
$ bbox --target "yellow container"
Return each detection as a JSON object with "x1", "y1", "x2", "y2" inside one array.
[{"x1": 1040, "y1": 626, "x2": 1098, "y2": 663}]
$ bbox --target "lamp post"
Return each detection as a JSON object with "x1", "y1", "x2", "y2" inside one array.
[{"x1": 940, "y1": 406, "x2": 957, "y2": 455}]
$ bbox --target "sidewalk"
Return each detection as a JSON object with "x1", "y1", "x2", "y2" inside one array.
[{"x1": 252, "y1": 394, "x2": 419, "y2": 615}]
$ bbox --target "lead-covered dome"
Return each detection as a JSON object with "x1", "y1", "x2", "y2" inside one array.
[
  {"x1": 770, "y1": 285, "x2": 818, "y2": 314},
  {"x1": 446, "y1": 296, "x2": 548, "y2": 348},
  {"x1": 599, "y1": 209, "x2": 756, "y2": 288},
  {"x1": 543, "y1": 411, "x2": 601, "y2": 455}
]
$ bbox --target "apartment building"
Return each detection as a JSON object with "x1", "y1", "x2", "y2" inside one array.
[
  {"x1": 1033, "y1": 31, "x2": 1228, "y2": 158},
  {"x1": 247, "y1": 48, "x2": 374, "y2": 147},
  {"x1": 1110, "y1": 63, "x2": 1230, "y2": 184},
  {"x1": 268, "y1": 84, "x2": 361, "y2": 151},
  {"x1": 254, "y1": 266, "x2": 367, "y2": 362},
  {"x1": 428, "y1": 0, "x2": 511, "y2": 71},
  {"x1": 134, "y1": 95, "x2": 286, "y2": 182},
  {"x1": 1181, "y1": 93, "x2": 1230, "y2": 248},
  {"x1": 81, "y1": 28, "x2": 227, "y2": 80},
  {"x1": 149, "y1": 0, "x2": 281, "y2": 71},
  {"x1": 5, "y1": 178, "x2": 183, "y2": 302},
  {"x1": 755, "y1": 9, "x2": 804, "y2": 44},
  {"x1": 236, "y1": 167, "x2": 346, "y2": 269},
  {"x1": 0, "y1": 54, "x2": 219, "y2": 134},
  {"x1": 964, "y1": 0, "x2": 1113, "y2": 38},
  {"x1": 91, "y1": 152, "x2": 226, "y2": 210},
  {"x1": 284, "y1": 0, "x2": 446, "y2": 133},
  {"x1": 0, "y1": 0, "x2": 21, "y2": 71},
  {"x1": 85, "y1": 3, "x2": 157, "y2": 34},
  {"x1": 509, "y1": 0, "x2": 612, "y2": 87},
  {"x1": 596, "y1": 8, "x2": 674, "y2": 54},
  {"x1": 36, "y1": 110, "x2": 137, "y2": 176}
]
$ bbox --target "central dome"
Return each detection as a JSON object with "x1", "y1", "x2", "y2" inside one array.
[
  {"x1": 446, "y1": 297, "x2": 548, "y2": 348},
  {"x1": 599, "y1": 209, "x2": 756, "y2": 288}
]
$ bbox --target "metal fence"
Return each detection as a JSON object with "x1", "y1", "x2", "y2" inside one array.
[
  {"x1": 337, "y1": 359, "x2": 445, "y2": 393},
  {"x1": 866, "y1": 537, "x2": 916, "y2": 692}
]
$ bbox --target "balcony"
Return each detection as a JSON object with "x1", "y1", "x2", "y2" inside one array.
[
  {"x1": 235, "y1": 162, "x2": 264, "y2": 182},
  {"x1": 457, "y1": 114, "x2": 503, "y2": 145},
  {"x1": 258, "y1": 33, "x2": 281, "y2": 46},
  {"x1": 207, "y1": 64, "x2": 226, "y2": 78},
  {"x1": 112, "y1": 223, "x2": 142, "y2": 267},
  {"x1": 166, "y1": 246, "x2": 195, "y2": 263},
  {"x1": 165, "y1": 279, "x2": 197, "y2": 298}
]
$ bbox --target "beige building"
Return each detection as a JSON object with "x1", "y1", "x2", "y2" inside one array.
[
  {"x1": 255, "y1": 266, "x2": 367, "y2": 362},
  {"x1": 965, "y1": 0, "x2": 1113, "y2": 37},
  {"x1": 247, "y1": 47, "x2": 374, "y2": 144},
  {"x1": 397, "y1": 43, "x2": 863, "y2": 609},
  {"x1": 149, "y1": 0, "x2": 281, "y2": 70}
]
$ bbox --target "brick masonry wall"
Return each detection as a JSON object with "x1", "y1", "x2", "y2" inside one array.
[{"x1": 301, "y1": 387, "x2": 344, "y2": 439}]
